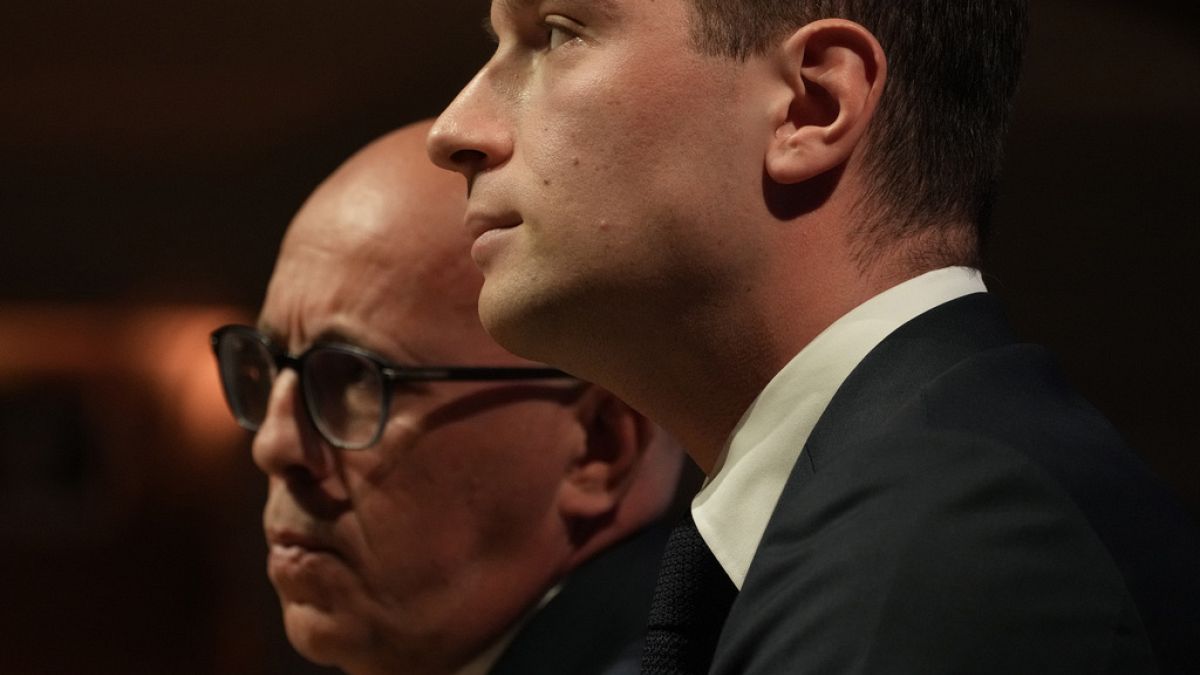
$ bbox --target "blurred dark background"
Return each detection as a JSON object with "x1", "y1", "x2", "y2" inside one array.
[{"x1": 0, "y1": 1, "x2": 1196, "y2": 673}]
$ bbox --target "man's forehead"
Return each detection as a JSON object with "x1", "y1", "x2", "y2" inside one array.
[{"x1": 258, "y1": 241, "x2": 480, "y2": 361}]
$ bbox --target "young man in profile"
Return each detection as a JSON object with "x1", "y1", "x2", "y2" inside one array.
[{"x1": 428, "y1": 1, "x2": 1200, "y2": 672}]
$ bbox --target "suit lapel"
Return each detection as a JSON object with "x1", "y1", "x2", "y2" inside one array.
[{"x1": 719, "y1": 292, "x2": 1017, "y2": 642}]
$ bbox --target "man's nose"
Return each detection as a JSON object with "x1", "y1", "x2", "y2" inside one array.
[
  {"x1": 427, "y1": 68, "x2": 513, "y2": 184},
  {"x1": 250, "y1": 370, "x2": 332, "y2": 480}
]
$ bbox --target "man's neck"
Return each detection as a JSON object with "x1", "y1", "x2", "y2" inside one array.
[{"x1": 596, "y1": 258, "x2": 928, "y2": 474}]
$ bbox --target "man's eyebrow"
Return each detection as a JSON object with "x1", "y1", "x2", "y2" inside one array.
[
  {"x1": 583, "y1": 0, "x2": 619, "y2": 21},
  {"x1": 255, "y1": 322, "x2": 358, "y2": 352},
  {"x1": 310, "y1": 327, "x2": 365, "y2": 349}
]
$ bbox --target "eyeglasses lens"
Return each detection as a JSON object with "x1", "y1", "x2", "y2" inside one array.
[
  {"x1": 218, "y1": 332, "x2": 275, "y2": 431},
  {"x1": 304, "y1": 349, "x2": 385, "y2": 449}
]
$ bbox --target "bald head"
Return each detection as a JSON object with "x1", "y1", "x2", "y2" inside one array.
[
  {"x1": 251, "y1": 121, "x2": 683, "y2": 675},
  {"x1": 291, "y1": 120, "x2": 469, "y2": 274},
  {"x1": 272, "y1": 121, "x2": 503, "y2": 361}
]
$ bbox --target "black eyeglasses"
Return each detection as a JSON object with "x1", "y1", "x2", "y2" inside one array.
[{"x1": 210, "y1": 324, "x2": 573, "y2": 450}]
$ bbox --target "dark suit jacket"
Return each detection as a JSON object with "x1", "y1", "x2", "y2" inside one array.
[
  {"x1": 711, "y1": 293, "x2": 1200, "y2": 674},
  {"x1": 489, "y1": 520, "x2": 671, "y2": 675}
]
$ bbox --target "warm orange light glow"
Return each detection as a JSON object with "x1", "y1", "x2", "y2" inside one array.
[
  {"x1": 0, "y1": 304, "x2": 251, "y2": 463},
  {"x1": 124, "y1": 307, "x2": 251, "y2": 452}
]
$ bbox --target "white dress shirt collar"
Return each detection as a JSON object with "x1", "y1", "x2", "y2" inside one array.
[{"x1": 692, "y1": 267, "x2": 987, "y2": 589}]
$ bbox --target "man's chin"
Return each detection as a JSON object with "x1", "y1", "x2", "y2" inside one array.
[
  {"x1": 281, "y1": 602, "x2": 450, "y2": 675},
  {"x1": 281, "y1": 600, "x2": 370, "y2": 670},
  {"x1": 477, "y1": 286, "x2": 545, "y2": 360}
]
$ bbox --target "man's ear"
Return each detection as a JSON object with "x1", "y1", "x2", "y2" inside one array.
[
  {"x1": 765, "y1": 19, "x2": 887, "y2": 185},
  {"x1": 558, "y1": 386, "x2": 650, "y2": 522}
]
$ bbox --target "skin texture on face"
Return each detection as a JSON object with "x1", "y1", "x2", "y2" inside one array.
[
  {"x1": 430, "y1": 0, "x2": 781, "y2": 379},
  {"x1": 253, "y1": 123, "x2": 588, "y2": 675}
]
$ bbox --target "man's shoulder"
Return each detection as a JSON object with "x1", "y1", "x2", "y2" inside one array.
[
  {"x1": 720, "y1": 424, "x2": 1159, "y2": 673},
  {"x1": 805, "y1": 291, "x2": 1163, "y2": 518},
  {"x1": 716, "y1": 295, "x2": 1200, "y2": 673}
]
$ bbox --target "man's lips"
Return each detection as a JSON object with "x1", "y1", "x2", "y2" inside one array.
[
  {"x1": 265, "y1": 533, "x2": 349, "y2": 594},
  {"x1": 464, "y1": 210, "x2": 522, "y2": 241},
  {"x1": 265, "y1": 529, "x2": 350, "y2": 590},
  {"x1": 266, "y1": 529, "x2": 345, "y2": 562}
]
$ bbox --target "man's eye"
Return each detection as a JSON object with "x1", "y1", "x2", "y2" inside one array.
[
  {"x1": 543, "y1": 19, "x2": 580, "y2": 50},
  {"x1": 549, "y1": 25, "x2": 571, "y2": 49}
]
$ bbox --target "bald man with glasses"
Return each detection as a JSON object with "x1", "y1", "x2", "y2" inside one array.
[{"x1": 211, "y1": 121, "x2": 685, "y2": 675}]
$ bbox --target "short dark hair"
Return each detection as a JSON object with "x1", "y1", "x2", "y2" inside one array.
[{"x1": 688, "y1": 0, "x2": 1029, "y2": 267}]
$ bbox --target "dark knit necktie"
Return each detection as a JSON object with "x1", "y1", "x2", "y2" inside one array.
[{"x1": 640, "y1": 513, "x2": 738, "y2": 674}]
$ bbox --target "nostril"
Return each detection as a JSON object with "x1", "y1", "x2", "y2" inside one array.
[{"x1": 450, "y1": 148, "x2": 488, "y2": 167}]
